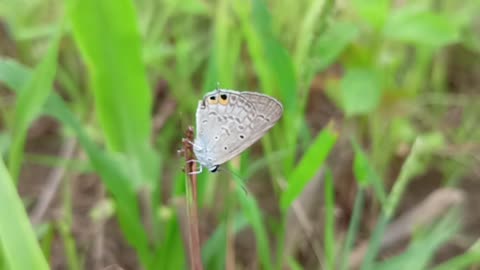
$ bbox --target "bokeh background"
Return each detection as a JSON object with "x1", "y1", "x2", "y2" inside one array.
[{"x1": 0, "y1": 0, "x2": 479, "y2": 269}]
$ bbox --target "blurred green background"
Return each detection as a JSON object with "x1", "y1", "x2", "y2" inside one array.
[{"x1": 0, "y1": 0, "x2": 479, "y2": 269}]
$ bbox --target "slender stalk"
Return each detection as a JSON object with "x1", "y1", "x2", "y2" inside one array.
[{"x1": 183, "y1": 127, "x2": 204, "y2": 270}]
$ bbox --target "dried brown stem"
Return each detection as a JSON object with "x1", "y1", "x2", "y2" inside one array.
[{"x1": 183, "y1": 126, "x2": 203, "y2": 270}]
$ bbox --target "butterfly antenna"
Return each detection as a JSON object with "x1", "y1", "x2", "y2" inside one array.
[
  {"x1": 216, "y1": 81, "x2": 221, "y2": 91},
  {"x1": 218, "y1": 167, "x2": 249, "y2": 195}
]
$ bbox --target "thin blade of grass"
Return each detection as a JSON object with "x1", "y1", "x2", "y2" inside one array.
[
  {"x1": 235, "y1": 183, "x2": 273, "y2": 270},
  {"x1": 371, "y1": 209, "x2": 461, "y2": 270},
  {"x1": 432, "y1": 249, "x2": 480, "y2": 270},
  {"x1": 233, "y1": 0, "x2": 298, "y2": 176},
  {"x1": 352, "y1": 139, "x2": 387, "y2": 204},
  {"x1": 68, "y1": 0, "x2": 158, "y2": 188},
  {"x1": 0, "y1": 158, "x2": 50, "y2": 270},
  {"x1": 324, "y1": 168, "x2": 336, "y2": 270},
  {"x1": 339, "y1": 188, "x2": 365, "y2": 270},
  {"x1": 8, "y1": 26, "x2": 62, "y2": 183},
  {"x1": 202, "y1": 214, "x2": 248, "y2": 270},
  {"x1": 361, "y1": 136, "x2": 443, "y2": 269},
  {"x1": 151, "y1": 209, "x2": 186, "y2": 270},
  {"x1": 287, "y1": 256, "x2": 305, "y2": 270},
  {"x1": 281, "y1": 123, "x2": 338, "y2": 210},
  {"x1": 359, "y1": 213, "x2": 389, "y2": 270}
]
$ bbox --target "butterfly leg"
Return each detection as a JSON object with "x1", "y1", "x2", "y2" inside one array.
[
  {"x1": 182, "y1": 138, "x2": 196, "y2": 147},
  {"x1": 185, "y1": 159, "x2": 203, "y2": 175},
  {"x1": 189, "y1": 165, "x2": 203, "y2": 175}
]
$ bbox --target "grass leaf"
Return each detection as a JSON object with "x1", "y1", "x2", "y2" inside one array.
[
  {"x1": 68, "y1": 0, "x2": 158, "y2": 188},
  {"x1": 324, "y1": 169, "x2": 336, "y2": 270},
  {"x1": 8, "y1": 27, "x2": 62, "y2": 183},
  {"x1": 281, "y1": 123, "x2": 338, "y2": 210},
  {"x1": 0, "y1": 158, "x2": 50, "y2": 270}
]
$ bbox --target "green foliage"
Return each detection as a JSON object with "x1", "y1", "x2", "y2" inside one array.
[
  {"x1": 324, "y1": 169, "x2": 336, "y2": 270},
  {"x1": 8, "y1": 26, "x2": 62, "y2": 182},
  {"x1": 384, "y1": 6, "x2": 461, "y2": 47},
  {"x1": 281, "y1": 124, "x2": 338, "y2": 210},
  {"x1": 340, "y1": 68, "x2": 382, "y2": 116},
  {"x1": 0, "y1": 158, "x2": 49, "y2": 270}
]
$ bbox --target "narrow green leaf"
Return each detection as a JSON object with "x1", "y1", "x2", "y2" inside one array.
[
  {"x1": 324, "y1": 169, "x2": 335, "y2": 270},
  {"x1": 287, "y1": 257, "x2": 304, "y2": 270},
  {"x1": 68, "y1": 0, "x2": 158, "y2": 188},
  {"x1": 151, "y1": 212, "x2": 186, "y2": 270},
  {"x1": 371, "y1": 210, "x2": 460, "y2": 270},
  {"x1": 352, "y1": 140, "x2": 387, "y2": 203},
  {"x1": 236, "y1": 0, "x2": 297, "y2": 109},
  {"x1": 236, "y1": 187, "x2": 273, "y2": 270},
  {"x1": 361, "y1": 136, "x2": 444, "y2": 269},
  {"x1": 8, "y1": 28, "x2": 62, "y2": 182},
  {"x1": 294, "y1": 0, "x2": 333, "y2": 71},
  {"x1": 281, "y1": 123, "x2": 338, "y2": 210},
  {"x1": 0, "y1": 158, "x2": 50, "y2": 270},
  {"x1": 339, "y1": 189, "x2": 365, "y2": 270},
  {"x1": 359, "y1": 213, "x2": 389, "y2": 270},
  {"x1": 432, "y1": 250, "x2": 480, "y2": 270},
  {"x1": 383, "y1": 136, "x2": 442, "y2": 218},
  {"x1": 202, "y1": 214, "x2": 248, "y2": 270}
]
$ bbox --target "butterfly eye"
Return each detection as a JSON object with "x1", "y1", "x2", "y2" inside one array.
[
  {"x1": 208, "y1": 94, "x2": 218, "y2": 104},
  {"x1": 219, "y1": 93, "x2": 229, "y2": 105}
]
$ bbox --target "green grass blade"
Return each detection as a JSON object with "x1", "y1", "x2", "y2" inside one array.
[
  {"x1": 57, "y1": 221, "x2": 81, "y2": 270},
  {"x1": 352, "y1": 139, "x2": 387, "y2": 204},
  {"x1": 68, "y1": 0, "x2": 158, "y2": 188},
  {"x1": 361, "y1": 136, "x2": 444, "y2": 269},
  {"x1": 0, "y1": 59, "x2": 152, "y2": 267},
  {"x1": 8, "y1": 27, "x2": 62, "y2": 183},
  {"x1": 236, "y1": 186, "x2": 273, "y2": 270},
  {"x1": 0, "y1": 158, "x2": 50, "y2": 270},
  {"x1": 293, "y1": 0, "x2": 333, "y2": 72},
  {"x1": 372, "y1": 210, "x2": 460, "y2": 270},
  {"x1": 324, "y1": 168, "x2": 336, "y2": 270},
  {"x1": 359, "y1": 213, "x2": 389, "y2": 270},
  {"x1": 281, "y1": 123, "x2": 338, "y2": 210},
  {"x1": 384, "y1": 136, "x2": 443, "y2": 218},
  {"x1": 339, "y1": 188, "x2": 365, "y2": 270},
  {"x1": 432, "y1": 249, "x2": 480, "y2": 270},
  {"x1": 151, "y1": 211, "x2": 186, "y2": 270},
  {"x1": 202, "y1": 214, "x2": 248, "y2": 270},
  {"x1": 233, "y1": 0, "x2": 299, "y2": 175}
]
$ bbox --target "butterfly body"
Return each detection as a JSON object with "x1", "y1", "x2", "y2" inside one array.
[{"x1": 193, "y1": 89, "x2": 283, "y2": 172}]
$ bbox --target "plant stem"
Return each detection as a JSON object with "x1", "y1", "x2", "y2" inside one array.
[{"x1": 183, "y1": 127, "x2": 204, "y2": 270}]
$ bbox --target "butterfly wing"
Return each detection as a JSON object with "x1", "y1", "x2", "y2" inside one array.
[{"x1": 195, "y1": 89, "x2": 283, "y2": 166}]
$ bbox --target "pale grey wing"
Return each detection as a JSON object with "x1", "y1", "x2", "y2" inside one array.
[
  {"x1": 207, "y1": 91, "x2": 283, "y2": 165},
  {"x1": 237, "y1": 91, "x2": 283, "y2": 123}
]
